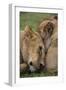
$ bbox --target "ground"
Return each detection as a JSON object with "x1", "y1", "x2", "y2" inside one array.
[{"x1": 20, "y1": 70, "x2": 57, "y2": 78}]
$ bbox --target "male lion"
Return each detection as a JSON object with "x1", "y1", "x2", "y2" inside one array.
[
  {"x1": 37, "y1": 15, "x2": 58, "y2": 72},
  {"x1": 20, "y1": 25, "x2": 45, "y2": 72}
]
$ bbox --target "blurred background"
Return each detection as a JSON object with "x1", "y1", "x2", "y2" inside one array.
[{"x1": 20, "y1": 12, "x2": 57, "y2": 31}]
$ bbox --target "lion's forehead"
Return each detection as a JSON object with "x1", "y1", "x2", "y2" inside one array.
[
  {"x1": 29, "y1": 34, "x2": 43, "y2": 44},
  {"x1": 30, "y1": 38, "x2": 44, "y2": 48}
]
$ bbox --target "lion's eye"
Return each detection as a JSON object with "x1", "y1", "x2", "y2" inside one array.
[
  {"x1": 39, "y1": 46, "x2": 42, "y2": 51},
  {"x1": 38, "y1": 46, "x2": 42, "y2": 55}
]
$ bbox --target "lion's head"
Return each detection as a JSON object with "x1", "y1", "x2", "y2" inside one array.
[
  {"x1": 20, "y1": 25, "x2": 45, "y2": 72},
  {"x1": 37, "y1": 15, "x2": 58, "y2": 52}
]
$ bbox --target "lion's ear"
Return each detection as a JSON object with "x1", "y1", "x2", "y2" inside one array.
[
  {"x1": 24, "y1": 25, "x2": 33, "y2": 39},
  {"x1": 53, "y1": 15, "x2": 58, "y2": 20},
  {"x1": 24, "y1": 25, "x2": 32, "y2": 32}
]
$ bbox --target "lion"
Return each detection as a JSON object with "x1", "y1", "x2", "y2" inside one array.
[
  {"x1": 37, "y1": 15, "x2": 58, "y2": 72},
  {"x1": 20, "y1": 25, "x2": 45, "y2": 72}
]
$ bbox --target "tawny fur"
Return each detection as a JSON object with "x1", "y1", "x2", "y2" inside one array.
[
  {"x1": 20, "y1": 63, "x2": 28, "y2": 72},
  {"x1": 37, "y1": 15, "x2": 58, "y2": 53},
  {"x1": 37, "y1": 15, "x2": 58, "y2": 71},
  {"x1": 46, "y1": 32, "x2": 58, "y2": 71},
  {"x1": 20, "y1": 25, "x2": 45, "y2": 72}
]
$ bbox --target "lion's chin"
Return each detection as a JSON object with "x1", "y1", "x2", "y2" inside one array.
[{"x1": 29, "y1": 66, "x2": 36, "y2": 72}]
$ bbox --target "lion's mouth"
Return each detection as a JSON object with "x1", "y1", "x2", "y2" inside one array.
[
  {"x1": 29, "y1": 65, "x2": 36, "y2": 72},
  {"x1": 29, "y1": 64, "x2": 45, "y2": 72}
]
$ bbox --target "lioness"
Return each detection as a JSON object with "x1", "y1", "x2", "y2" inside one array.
[
  {"x1": 37, "y1": 15, "x2": 58, "y2": 72},
  {"x1": 20, "y1": 25, "x2": 45, "y2": 72}
]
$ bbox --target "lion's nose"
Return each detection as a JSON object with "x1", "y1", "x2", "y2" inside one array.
[
  {"x1": 40, "y1": 63, "x2": 44, "y2": 69},
  {"x1": 29, "y1": 61, "x2": 33, "y2": 65}
]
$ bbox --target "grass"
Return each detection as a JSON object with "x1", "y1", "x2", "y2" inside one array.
[
  {"x1": 20, "y1": 12, "x2": 58, "y2": 78},
  {"x1": 20, "y1": 70, "x2": 57, "y2": 78},
  {"x1": 20, "y1": 12, "x2": 57, "y2": 31}
]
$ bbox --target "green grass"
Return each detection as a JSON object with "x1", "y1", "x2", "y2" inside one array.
[
  {"x1": 20, "y1": 12, "x2": 57, "y2": 31},
  {"x1": 20, "y1": 70, "x2": 58, "y2": 78},
  {"x1": 20, "y1": 12, "x2": 58, "y2": 78}
]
